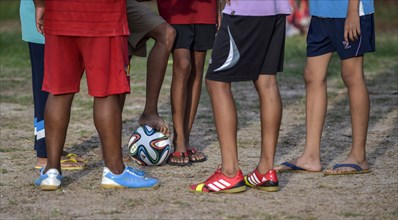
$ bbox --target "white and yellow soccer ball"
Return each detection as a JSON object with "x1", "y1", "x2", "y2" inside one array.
[{"x1": 128, "y1": 125, "x2": 171, "y2": 166}]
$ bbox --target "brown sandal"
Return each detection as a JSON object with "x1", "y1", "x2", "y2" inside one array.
[
  {"x1": 187, "y1": 148, "x2": 207, "y2": 163},
  {"x1": 167, "y1": 151, "x2": 190, "y2": 166}
]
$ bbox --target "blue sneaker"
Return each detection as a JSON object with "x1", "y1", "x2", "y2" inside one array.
[
  {"x1": 101, "y1": 166, "x2": 159, "y2": 189},
  {"x1": 126, "y1": 166, "x2": 145, "y2": 176},
  {"x1": 34, "y1": 168, "x2": 62, "y2": 191}
]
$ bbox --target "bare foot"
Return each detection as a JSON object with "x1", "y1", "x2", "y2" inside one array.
[
  {"x1": 36, "y1": 157, "x2": 47, "y2": 168},
  {"x1": 168, "y1": 151, "x2": 190, "y2": 166},
  {"x1": 62, "y1": 151, "x2": 88, "y2": 163},
  {"x1": 35, "y1": 156, "x2": 86, "y2": 170},
  {"x1": 187, "y1": 147, "x2": 206, "y2": 163},
  {"x1": 138, "y1": 113, "x2": 170, "y2": 137},
  {"x1": 274, "y1": 157, "x2": 322, "y2": 172}
]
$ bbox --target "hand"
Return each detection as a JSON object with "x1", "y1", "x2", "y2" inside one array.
[
  {"x1": 35, "y1": 6, "x2": 45, "y2": 35},
  {"x1": 344, "y1": 8, "x2": 361, "y2": 44}
]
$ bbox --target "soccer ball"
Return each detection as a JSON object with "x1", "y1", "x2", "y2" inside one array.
[{"x1": 128, "y1": 125, "x2": 171, "y2": 166}]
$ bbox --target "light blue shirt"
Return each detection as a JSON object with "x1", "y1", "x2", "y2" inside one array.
[
  {"x1": 20, "y1": 0, "x2": 44, "y2": 44},
  {"x1": 309, "y1": 0, "x2": 374, "y2": 18}
]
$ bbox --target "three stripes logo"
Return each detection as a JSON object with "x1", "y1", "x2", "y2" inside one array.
[
  {"x1": 195, "y1": 178, "x2": 233, "y2": 192},
  {"x1": 207, "y1": 179, "x2": 232, "y2": 192},
  {"x1": 247, "y1": 172, "x2": 264, "y2": 186}
]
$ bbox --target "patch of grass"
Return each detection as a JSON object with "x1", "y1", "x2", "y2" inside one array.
[
  {"x1": 375, "y1": 0, "x2": 398, "y2": 31},
  {"x1": 172, "y1": 200, "x2": 191, "y2": 206},
  {"x1": 338, "y1": 211, "x2": 365, "y2": 218},
  {"x1": 8, "y1": 200, "x2": 17, "y2": 205},
  {"x1": 1, "y1": 92, "x2": 32, "y2": 104},
  {"x1": 51, "y1": 208, "x2": 61, "y2": 217},
  {"x1": 0, "y1": 1, "x2": 19, "y2": 21},
  {"x1": 364, "y1": 33, "x2": 398, "y2": 74},
  {"x1": 317, "y1": 183, "x2": 338, "y2": 190},
  {"x1": 123, "y1": 198, "x2": 145, "y2": 207},
  {"x1": 252, "y1": 212, "x2": 278, "y2": 219},
  {"x1": 73, "y1": 98, "x2": 93, "y2": 110},
  {"x1": 0, "y1": 147, "x2": 19, "y2": 153},
  {"x1": 279, "y1": 35, "x2": 308, "y2": 79},
  {"x1": 99, "y1": 209, "x2": 122, "y2": 215},
  {"x1": 0, "y1": 32, "x2": 30, "y2": 68},
  {"x1": 0, "y1": 168, "x2": 8, "y2": 174},
  {"x1": 285, "y1": 214, "x2": 306, "y2": 220},
  {"x1": 384, "y1": 209, "x2": 398, "y2": 217}
]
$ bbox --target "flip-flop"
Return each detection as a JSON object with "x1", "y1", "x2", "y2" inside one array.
[
  {"x1": 167, "y1": 151, "x2": 190, "y2": 166},
  {"x1": 187, "y1": 148, "x2": 207, "y2": 163},
  {"x1": 63, "y1": 153, "x2": 88, "y2": 163},
  {"x1": 276, "y1": 161, "x2": 321, "y2": 173},
  {"x1": 35, "y1": 157, "x2": 87, "y2": 171},
  {"x1": 323, "y1": 163, "x2": 370, "y2": 176}
]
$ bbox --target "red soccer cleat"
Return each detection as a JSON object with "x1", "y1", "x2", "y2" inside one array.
[
  {"x1": 244, "y1": 168, "x2": 279, "y2": 192},
  {"x1": 190, "y1": 167, "x2": 247, "y2": 193}
]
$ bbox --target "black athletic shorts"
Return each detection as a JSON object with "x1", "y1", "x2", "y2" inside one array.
[
  {"x1": 172, "y1": 24, "x2": 216, "y2": 51},
  {"x1": 206, "y1": 14, "x2": 287, "y2": 82}
]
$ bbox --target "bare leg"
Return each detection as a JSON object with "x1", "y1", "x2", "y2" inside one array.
[
  {"x1": 206, "y1": 79, "x2": 239, "y2": 177},
  {"x1": 44, "y1": 93, "x2": 74, "y2": 173},
  {"x1": 325, "y1": 56, "x2": 369, "y2": 173},
  {"x1": 94, "y1": 95, "x2": 124, "y2": 174},
  {"x1": 139, "y1": 23, "x2": 176, "y2": 136},
  {"x1": 36, "y1": 157, "x2": 47, "y2": 168},
  {"x1": 254, "y1": 75, "x2": 282, "y2": 173},
  {"x1": 274, "y1": 53, "x2": 332, "y2": 172},
  {"x1": 170, "y1": 48, "x2": 191, "y2": 164},
  {"x1": 184, "y1": 51, "x2": 207, "y2": 161},
  {"x1": 119, "y1": 94, "x2": 126, "y2": 113}
]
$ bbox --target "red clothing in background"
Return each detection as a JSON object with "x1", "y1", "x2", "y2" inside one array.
[
  {"x1": 157, "y1": 0, "x2": 217, "y2": 24},
  {"x1": 44, "y1": 0, "x2": 129, "y2": 37}
]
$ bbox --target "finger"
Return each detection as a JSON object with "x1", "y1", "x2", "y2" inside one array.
[
  {"x1": 159, "y1": 126, "x2": 165, "y2": 135},
  {"x1": 357, "y1": 27, "x2": 361, "y2": 36},
  {"x1": 344, "y1": 29, "x2": 349, "y2": 43},
  {"x1": 36, "y1": 23, "x2": 41, "y2": 34},
  {"x1": 164, "y1": 126, "x2": 170, "y2": 138},
  {"x1": 160, "y1": 126, "x2": 168, "y2": 137},
  {"x1": 350, "y1": 30, "x2": 357, "y2": 41},
  {"x1": 166, "y1": 129, "x2": 170, "y2": 138}
]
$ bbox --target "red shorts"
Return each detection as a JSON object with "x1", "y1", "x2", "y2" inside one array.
[{"x1": 43, "y1": 34, "x2": 130, "y2": 97}]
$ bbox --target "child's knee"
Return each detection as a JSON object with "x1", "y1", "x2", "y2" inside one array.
[
  {"x1": 304, "y1": 68, "x2": 326, "y2": 85},
  {"x1": 156, "y1": 24, "x2": 176, "y2": 50},
  {"x1": 261, "y1": 76, "x2": 278, "y2": 90},
  {"x1": 206, "y1": 79, "x2": 228, "y2": 94},
  {"x1": 164, "y1": 26, "x2": 176, "y2": 49},
  {"x1": 174, "y1": 58, "x2": 191, "y2": 74},
  {"x1": 341, "y1": 70, "x2": 365, "y2": 87}
]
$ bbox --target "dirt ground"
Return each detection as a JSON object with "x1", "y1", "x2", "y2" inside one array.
[
  {"x1": 1, "y1": 1, "x2": 398, "y2": 216},
  {"x1": 1, "y1": 55, "x2": 397, "y2": 219}
]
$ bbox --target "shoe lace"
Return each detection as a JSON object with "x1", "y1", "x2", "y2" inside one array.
[
  {"x1": 204, "y1": 166, "x2": 223, "y2": 183},
  {"x1": 127, "y1": 166, "x2": 144, "y2": 173},
  {"x1": 126, "y1": 167, "x2": 142, "y2": 177}
]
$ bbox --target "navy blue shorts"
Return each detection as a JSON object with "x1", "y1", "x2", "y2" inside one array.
[{"x1": 307, "y1": 14, "x2": 375, "y2": 60}]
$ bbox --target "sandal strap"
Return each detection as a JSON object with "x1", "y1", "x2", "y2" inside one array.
[
  {"x1": 187, "y1": 148, "x2": 198, "y2": 154},
  {"x1": 65, "y1": 153, "x2": 77, "y2": 158},
  {"x1": 170, "y1": 151, "x2": 188, "y2": 157},
  {"x1": 60, "y1": 158, "x2": 78, "y2": 163}
]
